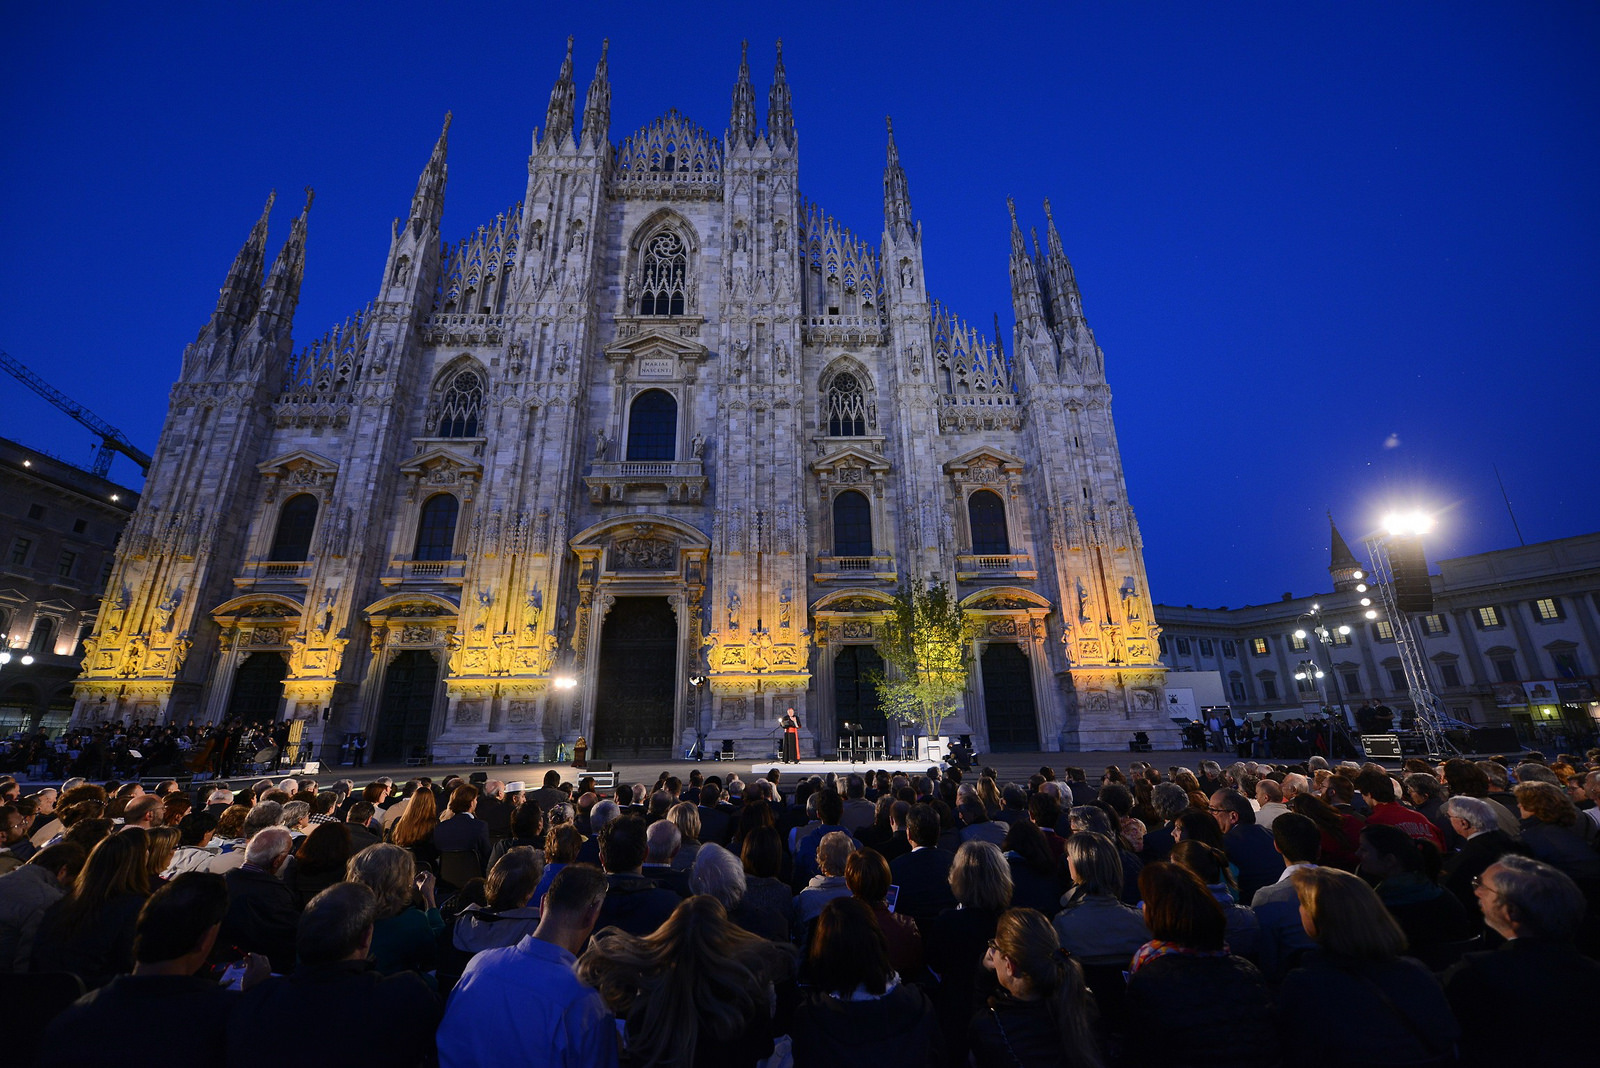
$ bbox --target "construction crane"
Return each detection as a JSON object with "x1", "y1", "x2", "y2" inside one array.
[{"x1": 1, "y1": 351, "x2": 153, "y2": 479}]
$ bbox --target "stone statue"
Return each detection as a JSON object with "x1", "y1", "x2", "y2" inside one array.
[
  {"x1": 593, "y1": 429, "x2": 608, "y2": 460},
  {"x1": 691, "y1": 433, "x2": 705, "y2": 458}
]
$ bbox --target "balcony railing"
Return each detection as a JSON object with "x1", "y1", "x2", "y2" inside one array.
[
  {"x1": 585, "y1": 459, "x2": 707, "y2": 504},
  {"x1": 814, "y1": 555, "x2": 896, "y2": 583},
  {"x1": 591, "y1": 460, "x2": 705, "y2": 479},
  {"x1": 379, "y1": 559, "x2": 467, "y2": 587},
  {"x1": 955, "y1": 553, "x2": 1037, "y2": 580},
  {"x1": 234, "y1": 560, "x2": 311, "y2": 587}
]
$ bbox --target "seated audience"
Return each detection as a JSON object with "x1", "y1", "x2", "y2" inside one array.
[
  {"x1": 31, "y1": 827, "x2": 150, "y2": 987},
  {"x1": 346, "y1": 842, "x2": 442, "y2": 978},
  {"x1": 1054, "y1": 832, "x2": 1150, "y2": 966},
  {"x1": 971, "y1": 907, "x2": 1104, "y2": 1068}
]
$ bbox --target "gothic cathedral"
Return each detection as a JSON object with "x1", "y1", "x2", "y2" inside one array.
[{"x1": 70, "y1": 40, "x2": 1168, "y2": 760}]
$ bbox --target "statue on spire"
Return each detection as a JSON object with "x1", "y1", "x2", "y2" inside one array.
[
  {"x1": 406, "y1": 112, "x2": 451, "y2": 235},
  {"x1": 730, "y1": 40, "x2": 757, "y2": 149},
  {"x1": 766, "y1": 39, "x2": 794, "y2": 148}
]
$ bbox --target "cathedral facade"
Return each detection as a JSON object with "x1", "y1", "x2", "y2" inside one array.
[{"x1": 70, "y1": 40, "x2": 1167, "y2": 760}]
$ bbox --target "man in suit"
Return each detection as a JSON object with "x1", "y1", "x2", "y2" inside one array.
[
  {"x1": 1250, "y1": 813, "x2": 1321, "y2": 979},
  {"x1": 217, "y1": 827, "x2": 301, "y2": 974},
  {"x1": 641, "y1": 820, "x2": 692, "y2": 898},
  {"x1": 476, "y1": 780, "x2": 513, "y2": 840},
  {"x1": 433, "y1": 785, "x2": 493, "y2": 877},
  {"x1": 595, "y1": 816, "x2": 679, "y2": 937},
  {"x1": 529, "y1": 770, "x2": 568, "y2": 813},
  {"x1": 696, "y1": 782, "x2": 735, "y2": 846},
  {"x1": 888, "y1": 804, "x2": 955, "y2": 928},
  {"x1": 1211, "y1": 788, "x2": 1281, "y2": 901},
  {"x1": 1442, "y1": 796, "x2": 1532, "y2": 924},
  {"x1": 344, "y1": 803, "x2": 381, "y2": 852}
]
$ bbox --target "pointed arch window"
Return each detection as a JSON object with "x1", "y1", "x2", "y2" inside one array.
[
  {"x1": 826, "y1": 372, "x2": 868, "y2": 436},
  {"x1": 413, "y1": 494, "x2": 460, "y2": 561},
  {"x1": 268, "y1": 494, "x2": 319, "y2": 562},
  {"x1": 638, "y1": 230, "x2": 687, "y2": 315},
  {"x1": 626, "y1": 390, "x2": 678, "y2": 461},
  {"x1": 967, "y1": 490, "x2": 1010, "y2": 555},
  {"x1": 434, "y1": 368, "x2": 484, "y2": 438},
  {"x1": 832, "y1": 490, "x2": 873, "y2": 556}
]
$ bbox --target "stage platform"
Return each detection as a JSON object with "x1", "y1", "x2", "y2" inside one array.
[{"x1": 751, "y1": 759, "x2": 941, "y2": 777}]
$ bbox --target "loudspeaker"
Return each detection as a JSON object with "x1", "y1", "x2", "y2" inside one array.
[
  {"x1": 1467, "y1": 726, "x2": 1519, "y2": 753},
  {"x1": 588, "y1": 760, "x2": 613, "y2": 772},
  {"x1": 468, "y1": 771, "x2": 488, "y2": 785},
  {"x1": 1389, "y1": 535, "x2": 1434, "y2": 615}
]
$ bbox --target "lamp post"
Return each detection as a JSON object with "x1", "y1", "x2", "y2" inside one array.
[
  {"x1": 1293, "y1": 602, "x2": 1354, "y2": 723},
  {"x1": 0, "y1": 648, "x2": 36, "y2": 668}
]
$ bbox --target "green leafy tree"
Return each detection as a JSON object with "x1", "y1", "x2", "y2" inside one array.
[{"x1": 871, "y1": 579, "x2": 975, "y2": 740}]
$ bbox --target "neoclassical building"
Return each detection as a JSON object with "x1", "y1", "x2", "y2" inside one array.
[{"x1": 70, "y1": 39, "x2": 1166, "y2": 760}]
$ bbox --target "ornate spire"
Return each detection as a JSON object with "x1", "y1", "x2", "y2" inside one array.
[
  {"x1": 1328, "y1": 513, "x2": 1365, "y2": 592},
  {"x1": 730, "y1": 40, "x2": 757, "y2": 148},
  {"x1": 257, "y1": 187, "x2": 312, "y2": 331},
  {"x1": 884, "y1": 116, "x2": 913, "y2": 239},
  {"x1": 766, "y1": 39, "x2": 794, "y2": 148},
  {"x1": 581, "y1": 38, "x2": 610, "y2": 149},
  {"x1": 1040, "y1": 197, "x2": 1084, "y2": 323},
  {"x1": 544, "y1": 35, "x2": 576, "y2": 146},
  {"x1": 215, "y1": 190, "x2": 274, "y2": 322},
  {"x1": 1007, "y1": 197, "x2": 1044, "y2": 328},
  {"x1": 408, "y1": 113, "x2": 450, "y2": 234}
]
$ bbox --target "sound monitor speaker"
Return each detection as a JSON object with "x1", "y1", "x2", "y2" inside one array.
[{"x1": 1389, "y1": 535, "x2": 1435, "y2": 615}]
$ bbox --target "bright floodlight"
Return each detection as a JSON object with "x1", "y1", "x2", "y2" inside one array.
[
  {"x1": 1383, "y1": 511, "x2": 1435, "y2": 536},
  {"x1": 1356, "y1": 583, "x2": 1368, "y2": 592},
  {"x1": 1365, "y1": 609, "x2": 1379, "y2": 619},
  {"x1": 1294, "y1": 629, "x2": 1308, "y2": 640},
  {"x1": 1360, "y1": 597, "x2": 1372, "y2": 606},
  {"x1": 1338, "y1": 625, "x2": 1352, "y2": 635},
  {"x1": 0, "y1": 652, "x2": 8, "y2": 665},
  {"x1": 553, "y1": 675, "x2": 577, "y2": 690},
  {"x1": 20, "y1": 654, "x2": 32, "y2": 665},
  {"x1": 1352, "y1": 570, "x2": 1364, "y2": 580}
]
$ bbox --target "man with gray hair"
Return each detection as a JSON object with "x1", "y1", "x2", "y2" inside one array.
[
  {"x1": 1280, "y1": 772, "x2": 1310, "y2": 799},
  {"x1": 1141, "y1": 782, "x2": 1189, "y2": 863},
  {"x1": 575, "y1": 798, "x2": 620, "y2": 867},
  {"x1": 218, "y1": 826, "x2": 301, "y2": 972},
  {"x1": 1444, "y1": 856, "x2": 1600, "y2": 1066},
  {"x1": 1442, "y1": 796, "x2": 1532, "y2": 920},
  {"x1": 641, "y1": 819, "x2": 690, "y2": 897}
]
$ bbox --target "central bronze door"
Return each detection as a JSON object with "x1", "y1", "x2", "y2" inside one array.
[{"x1": 594, "y1": 596, "x2": 678, "y2": 758}]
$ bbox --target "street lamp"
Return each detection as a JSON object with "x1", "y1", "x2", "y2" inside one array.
[{"x1": 0, "y1": 649, "x2": 35, "y2": 667}]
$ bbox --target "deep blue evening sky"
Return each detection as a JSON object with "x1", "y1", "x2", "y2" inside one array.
[{"x1": 3, "y1": 2, "x2": 1596, "y2": 609}]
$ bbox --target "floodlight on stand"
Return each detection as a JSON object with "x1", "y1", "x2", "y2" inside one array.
[
  {"x1": 1352, "y1": 570, "x2": 1363, "y2": 580},
  {"x1": 553, "y1": 675, "x2": 577, "y2": 690},
  {"x1": 1360, "y1": 597, "x2": 1371, "y2": 606},
  {"x1": 1365, "y1": 609, "x2": 1378, "y2": 619},
  {"x1": 1383, "y1": 511, "x2": 1435, "y2": 537},
  {"x1": 1356, "y1": 583, "x2": 1367, "y2": 592}
]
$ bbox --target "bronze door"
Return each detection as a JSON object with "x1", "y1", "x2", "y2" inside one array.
[{"x1": 594, "y1": 597, "x2": 678, "y2": 757}]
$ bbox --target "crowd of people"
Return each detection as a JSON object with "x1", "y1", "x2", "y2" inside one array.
[
  {"x1": 1, "y1": 748, "x2": 1598, "y2": 1067},
  {"x1": 0, "y1": 718, "x2": 298, "y2": 783}
]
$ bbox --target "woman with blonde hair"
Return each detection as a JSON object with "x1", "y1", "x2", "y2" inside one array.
[
  {"x1": 579, "y1": 894, "x2": 794, "y2": 1067},
  {"x1": 668, "y1": 801, "x2": 702, "y2": 872},
  {"x1": 972, "y1": 907, "x2": 1104, "y2": 1068},
  {"x1": 144, "y1": 825, "x2": 181, "y2": 883},
  {"x1": 1280, "y1": 866, "x2": 1458, "y2": 1064},
  {"x1": 388, "y1": 783, "x2": 440, "y2": 875},
  {"x1": 345, "y1": 842, "x2": 442, "y2": 980},
  {"x1": 1513, "y1": 780, "x2": 1600, "y2": 883}
]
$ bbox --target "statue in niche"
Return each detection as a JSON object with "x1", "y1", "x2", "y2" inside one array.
[
  {"x1": 691, "y1": 433, "x2": 705, "y2": 458},
  {"x1": 727, "y1": 589, "x2": 740, "y2": 631},
  {"x1": 593, "y1": 429, "x2": 608, "y2": 460},
  {"x1": 1077, "y1": 579, "x2": 1091, "y2": 624},
  {"x1": 900, "y1": 259, "x2": 914, "y2": 288},
  {"x1": 779, "y1": 584, "x2": 792, "y2": 628},
  {"x1": 154, "y1": 587, "x2": 182, "y2": 632},
  {"x1": 170, "y1": 632, "x2": 192, "y2": 674}
]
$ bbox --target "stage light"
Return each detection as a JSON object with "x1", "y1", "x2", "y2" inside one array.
[
  {"x1": 1356, "y1": 583, "x2": 1367, "y2": 592},
  {"x1": 1294, "y1": 629, "x2": 1307, "y2": 640},
  {"x1": 1383, "y1": 511, "x2": 1434, "y2": 537},
  {"x1": 1352, "y1": 570, "x2": 1363, "y2": 580},
  {"x1": 1338, "y1": 625, "x2": 1351, "y2": 635},
  {"x1": 553, "y1": 675, "x2": 577, "y2": 690},
  {"x1": 1365, "y1": 609, "x2": 1378, "y2": 619},
  {"x1": 1360, "y1": 597, "x2": 1371, "y2": 606}
]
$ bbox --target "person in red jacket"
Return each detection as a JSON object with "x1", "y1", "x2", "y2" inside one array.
[{"x1": 1357, "y1": 769, "x2": 1444, "y2": 850}]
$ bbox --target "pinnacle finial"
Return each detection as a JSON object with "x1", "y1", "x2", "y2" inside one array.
[
  {"x1": 442, "y1": 111, "x2": 453, "y2": 136},
  {"x1": 1006, "y1": 196, "x2": 1018, "y2": 225},
  {"x1": 601, "y1": 37, "x2": 609, "y2": 61},
  {"x1": 261, "y1": 189, "x2": 277, "y2": 218},
  {"x1": 741, "y1": 39, "x2": 749, "y2": 64},
  {"x1": 1043, "y1": 197, "x2": 1054, "y2": 223},
  {"x1": 303, "y1": 186, "x2": 315, "y2": 212},
  {"x1": 564, "y1": 34, "x2": 574, "y2": 61}
]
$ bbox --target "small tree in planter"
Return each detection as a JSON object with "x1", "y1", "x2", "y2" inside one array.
[{"x1": 871, "y1": 579, "x2": 975, "y2": 746}]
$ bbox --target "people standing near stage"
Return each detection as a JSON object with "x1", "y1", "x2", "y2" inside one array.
[{"x1": 779, "y1": 708, "x2": 800, "y2": 764}]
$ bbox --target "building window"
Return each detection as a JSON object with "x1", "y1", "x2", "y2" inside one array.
[
  {"x1": 825, "y1": 372, "x2": 868, "y2": 436},
  {"x1": 413, "y1": 493, "x2": 460, "y2": 561},
  {"x1": 966, "y1": 490, "x2": 1010, "y2": 555},
  {"x1": 1259, "y1": 675, "x2": 1279, "y2": 701},
  {"x1": 28, "y1": 617, "x2": 55, "y2": 654},
  {"x1": 625, "y1": 390, "x2": 678, "y2": 461},
  {"x1": 1176, "y1": 638, "x2": 1191, "y2": 656},
  {"x1": 638, "y1": 229, "x2": 688, "y2": 315},
  {"x1": 9, "y1": 538, "x2": 31, "y2": 565},
  {"x1": 1375, "y1": 620, "x2": 1395, "y2": 641},
  {"x1": 56, "y1": 551, "x2": 77, "y2": 579},
  {"x1": 1251, "y1": 637, "x2": 1270, "y2": 656},
  {"x1": 1342, "y1": 670, "x2": 1362, "y2": 695},
  {"x1": 1492, "y1": 655, "x2": 1518, "y2": 683},
  {"x1": 1222, "y1": 640, "x2": 1236, "y2": 658},
  {"x1": 72, "y1": 518, "x2": 87, "y2": 534},
  {"x1": 434, "y1": 368, "x2": 484, "y2": 438},
  {"x1": 1199, "y1": 639, "x2": 1214, "y2": 657},
  {"x1": 1551, "y1": 649, "x2": 1581, "y2": 678},
  {"x1": 1229, "y1": 676, "x2": 1247, "y2": 702},
  {"x1": 1437, "y1": 661, "x2": 1462, "y2": 688},
  {"x1": 1158, "y1": 636, "x2": 1168, "y2": 656},
  {"x1": 1290, "y1": 632, "x2": 1308, "y2": 652},
  {"x1": 1533, "y1": 597, "x2": 1564, "y2": 622},
  {"x1": 1421, "y1": 614, "x2": 1448, "y2": 635},
  {"x1": 1296, "y1": 672, "x2": 1317, "y2": 695},
  {"x1": 1476, "y1": 606, "x2": 1502, "y2": 629},
  {"x1": 268, "y1": 494, "x2": 319, "y2": 562},
  {"x1": 1387, "y1": 666, "x2": 1407, "y2": 691},
  {"x1": 27, "y1": 504, "x2": 44, "y2": 520},
  {"x1": 832, "y1": 490, "x2": 874, "y2": 557}
]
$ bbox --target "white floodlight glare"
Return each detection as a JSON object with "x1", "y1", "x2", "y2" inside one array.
[
  {"x1": 1356, "y1": 583, "x2": 1368, "y2": 592},
  {"x1": 1360, "y1": 597, "x2": 1372, "y2": 606},
  {"x1": 553, "y1": 676, "x2": 578, "y2": 690},
  {"x1": 1338, "y1": 625, "x2": 1352, "y2": 635},
  {"x1": 1365, "y1": 609, "x2": 1379, "y2": 619},
  {"x1": 1294, "y1": 630, "x2": 1308, "y2": 640},
  {"x1": 1352, "y1": 570, "x2": 1364, "y2": 580},
  {"x1": 1383, "y1": 511, "x2": 1435, "y2": 537}
]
